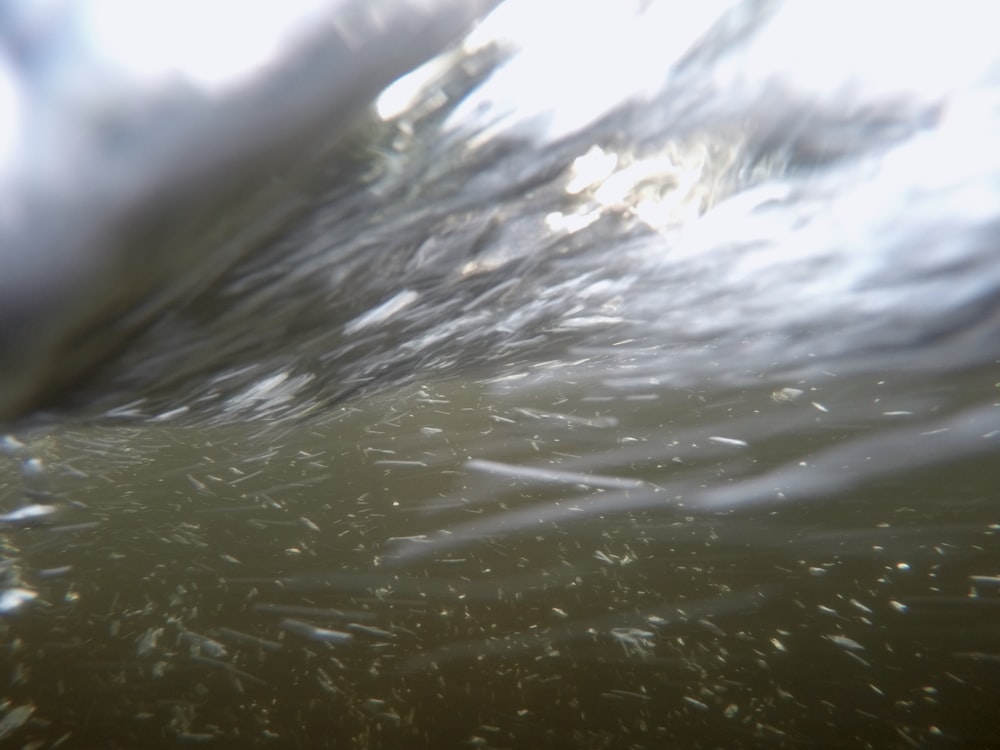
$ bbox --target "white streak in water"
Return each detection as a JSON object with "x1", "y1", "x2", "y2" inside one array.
[
  {"x1": 708, "y1": 436, "x2": 748, "y2": 448},
  {"x1": 344, "y1": 290, "x2": 419, "y2": 335},
  {"x1": 466, "y1": 458, "x2": 643, "y2": 490},
  {"x1": 0, "y1": 504, "x2": 56, "y2": 523},
  {"x1": 279, "y1": 618, "x2": 353, "y2": 644},
  {"x1": 0, "y1": 588, "x2": 38, "y2": 613}
]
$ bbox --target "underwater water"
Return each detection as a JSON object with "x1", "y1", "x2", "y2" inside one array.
[{"x1": 1, "y1": 1, "x2": 999, "y2": 747}]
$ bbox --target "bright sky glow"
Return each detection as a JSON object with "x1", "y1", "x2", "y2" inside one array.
[{"x1": 81, "y1": 0, "x2": 330, "y2": 90}]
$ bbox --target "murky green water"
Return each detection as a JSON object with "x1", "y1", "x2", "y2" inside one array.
[{"x1": 2, "y1": 360, "x2": 997, "y2": 748}]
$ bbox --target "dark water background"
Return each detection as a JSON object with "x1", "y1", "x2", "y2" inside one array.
[{"x1": 2, "y1": 1, "x2": 1000, "y2": 747}]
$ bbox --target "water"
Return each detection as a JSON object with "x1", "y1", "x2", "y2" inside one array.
[{"x1": 2, "y1": 1, "x2": 1000, "y2": 747}]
